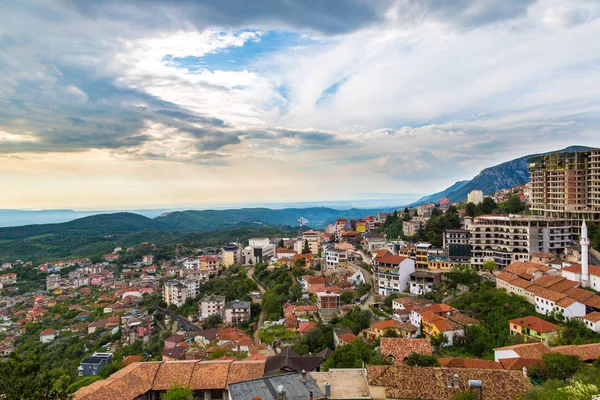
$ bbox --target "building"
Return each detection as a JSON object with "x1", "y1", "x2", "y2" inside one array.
[
  {"x1": 78, "y1": 353, "x2": 113, "y2": 377},
  {"x1": 221, "y1": 243, "x2": 241, "y2": 268},
  {"x1": 316, "y1": 290, "x2": 340, "y2": 320},
  {"x1": 409, "y1": 271, "x2": 442, "y2": 295},
  {"x1": 467, "y1": 189, "x2": 484, "y2": 204},
  {"x1": 374, "y1": 255, "x2": 415, "y2": 296},
  {"x1": 364, "y1": 233, "x2": 386, "y2": 252},
  {"x1": 469, "y1": 214, "x2": 571, "y2": 269},
  {"x1": 508, "y1": 316, "x2": 560, "y2": 345},
  {"x1": 242, "y1": 238, "x2": 275, "y2": 265},
  {"x1": 379, "y1": 338, "x2": 432, "y2": 365},
  {"x1": 224, "y1": 301, "x2": 251, "y2": 325},
  {"x1": 583, "y1": 312, "x2": 600, "y2": 333},
  {"x1": 415, "y1": 242, "x2": 431, "y2": 270},
  {"x1": 199, "y1": 255, "x2": 219, "y2": 274},
  {"x1": 427, "y1": 248, "x2": 451, "y2": 271},
  {"x1": 335, "y1": 218, "x2": 351, "y2": 238},
  {"x1": 264, "y1": 347, "x2": 332, "y2": 375},
  {"x1": 46, "y1": 274, "x2": 61, "y2": 291},
  {"x1": 444, "y1": 229, "x2": 471, "y2": 266},
  {"x1": 198, "y1": 295, "x2": 226, "y2": 320},
  {"x1": 229, "y1": 371, "x2": 325, "y2": 400},
  {"x1": 528, "y1": 148, "x2": 600, "y2": 234},
  {"x1": 163, "y1": 280, "x2": 185, "y2": 306},
  {"x1": 142, "y1": 255, "x2": 154, "y2": 266},
  {"x1": 439, "y1": 197, "x2": 450, "y2": 206},
  {"x1": 325, "y1": 248, "x2": 348, "y2": 271},
  {"x1": 40, "y1": 328, "x2": 57, "y2": 343},
  {"x1": 301, "y1": 230, "x2": 323, "y2": 255}
]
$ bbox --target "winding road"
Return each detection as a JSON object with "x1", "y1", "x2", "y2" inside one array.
[{"x1": 247, "y1": 268, "x2": 267, "y2": 344}]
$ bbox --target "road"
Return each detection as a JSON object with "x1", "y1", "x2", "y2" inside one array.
[
  {"x1": 348, "y1": 251, "x2": 376, "y2": 311},
  {"x1": 152, "y1": 303, "x2": 202, "y2": 332},
  {"x1": 247, "y1": 268, "x2": 266, "y2": 344}
]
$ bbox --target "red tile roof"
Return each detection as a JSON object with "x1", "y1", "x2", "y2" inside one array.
[
  {"x1": 379, "y1": 338, "x2": 432, "y2": 364},
  {"x1": 509, "y1": 316, "x2": 560, "y2": 333},
  {"x1": 438, "y1": 357, "x2": 503, "y2": 370}
]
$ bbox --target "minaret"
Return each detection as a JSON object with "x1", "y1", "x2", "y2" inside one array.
[{"x1": 581, "y1": 220, "x2": 590, "y2": 287}]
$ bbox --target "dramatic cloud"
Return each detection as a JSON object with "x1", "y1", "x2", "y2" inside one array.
[{"x1": 0, "y1": 0, "x2": 599, "y2": 209}]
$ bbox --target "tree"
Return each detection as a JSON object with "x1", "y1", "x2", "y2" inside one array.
[
  {"x1": 465, "y1": 202, "x2": 477, "y2": 218},
  {"x1": 202, "y1": 314, "x2": 222, "y2": 329},
  {"x1": 431, "y1": 332, "x2": 449, "y2": 349},
  {"x1": 302, "y1": 240, "x2": 311, "y2": 254},
  {"x1": 161, "y1": 383, "x2": 194, "y2": 400},
  {"x1": 482, "y1": 260, "x2": 497, "y2": 273},
  {"x1": 207, "y1": 348, "x2": 226, "y2": 360},
  {"x1": 340, "y1": 291, "x2": 355, "y2": 305},
  {"x1": 262, "y1": 290, "x2": 283, "y2": 320},
  {"x1": 405, "y1": 352, "x2": 439, "y2": 367},
  {"x1": 451, "y1": 393, "x2": 479, "y2": 400},
  {"x1": 503, "y1": 195, "x2": 525, "y2": 214},
  {"x1": 278, "y1": 239, "x2": 285, "y2": 248},
  {"x1": 382, "y1": 329, "x2": 398, "y2": 338},
  {"x1": 542, "y1": 352, "x2": 584, "y2": 381},
  {"x1": 479, "y1": 197, "x2": 497, "y2": 215}
]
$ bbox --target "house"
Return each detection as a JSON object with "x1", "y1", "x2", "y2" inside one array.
[
  {"x1": 316, "y1": 290, "x2": 340, "y2": 321},
  {"x1": 409, "y1": 270, "x2": 442, "y2": 295},
  {"x1": 75, "y1": 311, "x2": 91, "y2": 321},
  {"x1": 198, "y1": 295, "x2": 226, "y2": 320},
  {"x1": 293, "y1": 253, "x2": 315, "y2": 268},
  {"x1": 164, "y1": 334, "x2": 186, "y2": 350},
  {"x1": 299, "y1": 275, "x2": 326, "y2": 293},
  {"x1": 276, "y1": 248, "x2": 296, "y2": 260},
  {"x1": 40, "y1": 328, "x2": 57, "y2": 343},
  {"x1": 534, "y1": 289, "x2": 585, "y2": 321},
  {"x1": 583, "y1": 311, "x2": 600, "y2": 333},
  {"x1": 74, "y1": 359, "x2": 266, "y2": 400},
  {"x1": 333, "y1": 327, "x2": 357, "y2": 348},
  {"x1": 325, "y1": 248, "x2": 348, "y2": 271},
  {"x1": 264, "y1": 347, "x2": 332, "y2": 375},
  {"x1": 78, "y1": 353, "x2": 113, "y2": 377},
  {"x1": 508, "y1": 316, "x2": 560, "y2": 345},
  {"x1": 224, "y1": 301, "x2": 251, "y2": 325},
  {"x1": 552, "y1": 343, "x2": 600, "y2": 363},
  {"x1": 142, "y1": 255, "x2": 154, "y2": 266},
  {"x1": 162, "y1": 345, "x2": 188, "y2": 361},
  {"x1": 493, "y1": 342, "x2": 551, "y2": 362},
  {"x1": 364, "y1": 233, "x2": 386, "y2": 252},
  {"x1": 374, "y1": 255, "x2": 415, "y2": 296},
  {"x1": 298, "y1": 321, "x2": 317, "y2": 334},
  {"x1": 379, "y1": 337, "x2": 432, "y2": 365},
  {"x1": 364, "y1": 320, "x2": 400, "y2": 341},
  {"x1": 366, "y1": 365, "x2": 532, "y2": 400}
]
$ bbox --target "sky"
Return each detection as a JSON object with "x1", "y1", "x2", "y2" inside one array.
[{"x1": 1, "y1": 0, "x2": 600, "y2": 210}]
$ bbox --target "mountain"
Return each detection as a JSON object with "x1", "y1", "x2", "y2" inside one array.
[
  {"x1": 413, "y1": 145, "x2": 593, "y2": 204},
  {"x1": 154, "y1": 207, "x2": 394, "y2": 231}
]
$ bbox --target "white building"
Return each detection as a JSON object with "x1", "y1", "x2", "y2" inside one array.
[
  {"x1": 469, "y1": 214, "x2": 572, "y2": 269},
  {"x1": 163, "y1": 279, "x2": 199, "y2": 307},
  {"x1": 46, "y1": 274, "x2": 61, "y2": 291},
  {"x1": 198, "y1": 295, "x2": 226, "y2": 320},
  {"x1": 374, "y1": 255, "x2": 415, "y2": 296},
  {"x1": 325, "y1": 248, "x2": 348, "y2": 271},
  {"x1": 534, "y1": 291, "x2": 585, "y2": 321},
  {"x1": 183, "y1": 257, "x2": 201, "y2": 270},
  {"x1": 224, "y1": 301, "x2": 251, "y2": 325},
  {"x1": 467, "y1": 190, "x2": 484, "y2": 205},
  {"x1": 242, "y1": 238, "x2": 275, "y2": 265},
  {"x1": 364, "y1": 234, "x2": 386, "y2": 252},
  {"x1": 583, "y1": 312, "x2": 600, "y2": 333}
]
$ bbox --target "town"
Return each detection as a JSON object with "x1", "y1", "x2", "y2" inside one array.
[{"x1": 1, "y1": 147, "x2": 600, "y2": 400}]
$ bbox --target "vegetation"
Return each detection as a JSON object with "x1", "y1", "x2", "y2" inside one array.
[
  {"x1": 404, "y1": 352, "x2": 440, "y2": 367},
  {"x1": 160, "y1": 383, "x2": 194, "y2": 400},
  {"x1": 322, "y1": 339, "x2": 389, "y2": 370},
  {"x1": 330, "y1": 308, "x2": 373, "y2": 335},
  {"x1": 520, "y1": 362, "x2": 600, "y2": 399}
]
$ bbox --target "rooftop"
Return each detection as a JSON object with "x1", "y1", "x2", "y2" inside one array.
[
  {"x1": 508, "y1": 316, "x2": 560, "y2": 333},
  {"x1": 311, "y1": 369, "x2": 371, "y2": 399}
]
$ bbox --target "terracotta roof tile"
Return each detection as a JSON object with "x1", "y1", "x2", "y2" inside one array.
[
  {"x1": 536, "y1": 289, "x2": 567, "y2": 303},
  {"x1": 583, "y1": 311, "x2": 600, "y2": 323},
  {"x1": 366, "y1": 365, "x2": 532, "y2": 400},
  {"x1": 496, "y1": 272, "x2": 518, "y2": 283},
  {"x1": 532, "y1": 275, "x2": 566, "y2": 289},
  {"x1": 189, "y1": 361, "x2": 232, "y2": 390},
  {"x1": 371, "y1": 320, "x2": 399, "y2": 330},
  {"x1": 438, "y1": 357, "x2": 503, "y2": 370},
  {"x1": 499, "y1": 358, "x2": 544, "y2": 371},
  {"x1": 552, "y1": 343, "x2": 600, "y2": 361},
  {"x1": 152, "y1": 361, "x2": 197, "y2": 390},
  {"x1": 226, "y1": 360, "x2": 266, "y2": 386},
  {"x1": 493, "y1": 342, "x2": 550, "y2": 359},
  {"x1": 508, "y1": 316, "x2": 559, "y2": 333},
  {"x1": 380, "y1": 338, "x2": 432, "y2": 364}
]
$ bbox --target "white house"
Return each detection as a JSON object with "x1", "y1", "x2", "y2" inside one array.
[
  {"x1": 347, "y1": 269, "x2": 365, "y2": 286},
  {"x1": 183, "y1": 257, "x2": 200, "y2": 270},
  {"x1": 40, "y1": 328, "x2": 57, "y2": 343},
  {"x1": 583, "y1": 312, "x2": 600, "y2": 333},
  {"x1": 375, "y1": 255, "x2": 415, "y2": 296},
  {"x1": 534, "y1": 290, "x2": 585, "y2": 321},
  {"x1": 325, "y1": 248, "x2": 348, "y2": 271}
]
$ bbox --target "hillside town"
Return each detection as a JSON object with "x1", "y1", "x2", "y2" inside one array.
[{"x1": 1, "y1": 147, "x2": 600, "y2": 400}]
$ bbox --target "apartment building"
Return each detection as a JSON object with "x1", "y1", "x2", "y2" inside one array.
[
  {"x1": 163, "y1": 279, "x2": 200, "y2": 307},
  {"x1": 221, "y1": 243, "x2": 241, "y2": 268},
  {"x1": 301, "y1": 230, "x2": 323, "y2": 255},
  {"x1": 46, "y1": 274, "x2": 61, "y2": 291},
  {"x1": 528, "y1": 148, "x2": 600, "y2": 235},
  {"x1": 469, "y1": 214, "x2": 571, "y2": 269},
  {"x1": 198, "y1": 295, "x2": 226, "y2": 320},
  {"x1": 415, "y1": 242, "x2": 432, "y2": 270},
  {"x1": 374, "y1": 254, "x2": 416, "y2": 296},
  {"x1": 242, "y1": 238, "x2": 275, "y2": 265},
  {"x1": 443, "y1": 229, "x2": 471, "y2": 267},
  {"x1": 467, "y1": 190, "x2": 484, "y2": 205},
  {"x1": 199, "y1": 255, "x2": 219, "y2": 274},
  {"x1": 325, "y1": 248, "x2": 348, "y2": 271},
  {"x1": 316, "y1": 290, "x2": 340, "y2": 321},
  {"x1": 224, "y1": 301, "x2": 251, "y2": 325}
]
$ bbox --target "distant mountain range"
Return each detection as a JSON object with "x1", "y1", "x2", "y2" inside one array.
[{"x1": 412, "y1": 145, "x2": 593, "y2": 204}]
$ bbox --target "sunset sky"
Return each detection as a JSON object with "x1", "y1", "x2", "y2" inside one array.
[{"x1": 1, "y1": 0, "x2": 599, "y2": 209}]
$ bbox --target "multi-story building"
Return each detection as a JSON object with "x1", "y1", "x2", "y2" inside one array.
[
  {"x1": 467, "y1": 190, "x2": 484, "y2": 205},
  {"x1": 46, "y1": 274, "x2": 61, "y2": 291},
  {"x1": 0, "y1": 272, "x2": 17, "y2": 286},
  {"x1": 301, "y1": 230, "x2": 323, "y2": 255},
  {"x1": 163, "y1": 280, "x2": 186, "y2": 307},
  {"x1": 374, "y1": 255, "x2": 416, "y2": 296},
  {"x1": 221, "y1": 243, "x2": 241, "y2": 268},
  {"x1": 224, "y1": 301, "x2": 251, "y2": 325},
  {"x1": 198, "y1": 295, "x2": 226, "y2": 320},
  {"x1": 415, "y1": 243, "x2": 431, "y2": 270},
  {"x1": 199, "y1": 255, "x2": 219, "y2": 274},
  {"x1": 444, "y1": 229, "x2": 471, "y2": 267},
  {"x1": 316, "y1": 290, "x2": 340, "y2": 321},
  {"x1": 416, "y1": 203, "x2": 436, "y2": 218},
  {"x1": 469, "y1": 215, "x2": 571, "y2": 269},
  {"x1": 242, "y1": 238, "x2": 275, "y2": 265},
  {"x1": 427, "y1": 248, "x2": 450, "y2": 271},
  {"x1": 528, "y1": 148, "x2": 600, "y2": 235},
  {"x1": 142, "y1": 255, "x2": 154, "y2": 266},
  {"x1": 325, "y1": 248, "x2": 348, "y2": 271}
]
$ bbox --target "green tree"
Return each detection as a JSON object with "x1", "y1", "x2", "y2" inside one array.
[
  {"x1": 302, "y1": 240, "x2": 311, "y2": 254},
  {"x1": 262, "y1": 290, "x2": 283, "y2": 320},
  {"x1": 451, "y1": 393, "x2": 479, "y2": 400},
  {"x1": 202, "y1": 314, "x2": 223, "y2": 329},
  {"x1": 208, "y1": 348, "x2": 226, "y2": 360},
  {"x1": 479, "y1": 197, "x2": 497, "y2": 215},
  {"x1": 340, "y1": 291, "x2": 355, "y2": 305},
  {"x1": 503, "y1": 195, "x2": 525, "y2": 214},
  {"x1": 465, "y1": 202, "x2": 477, "y2": 218},
  {"x1": 278, "y1": 239, "x2": 285, "y2": 248},
  {"x1": 161, "y1": 383, "x2": 194, "y2": 400},
  {"x1": 405, "y1": 352, "x2": 439, "y2": 367},
  {"x1": 542, "y1": 352, "x2": 585, "y2": 381},
  {"x1": 482, "y1": 260, "x2": 497, "y2": 273}
]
